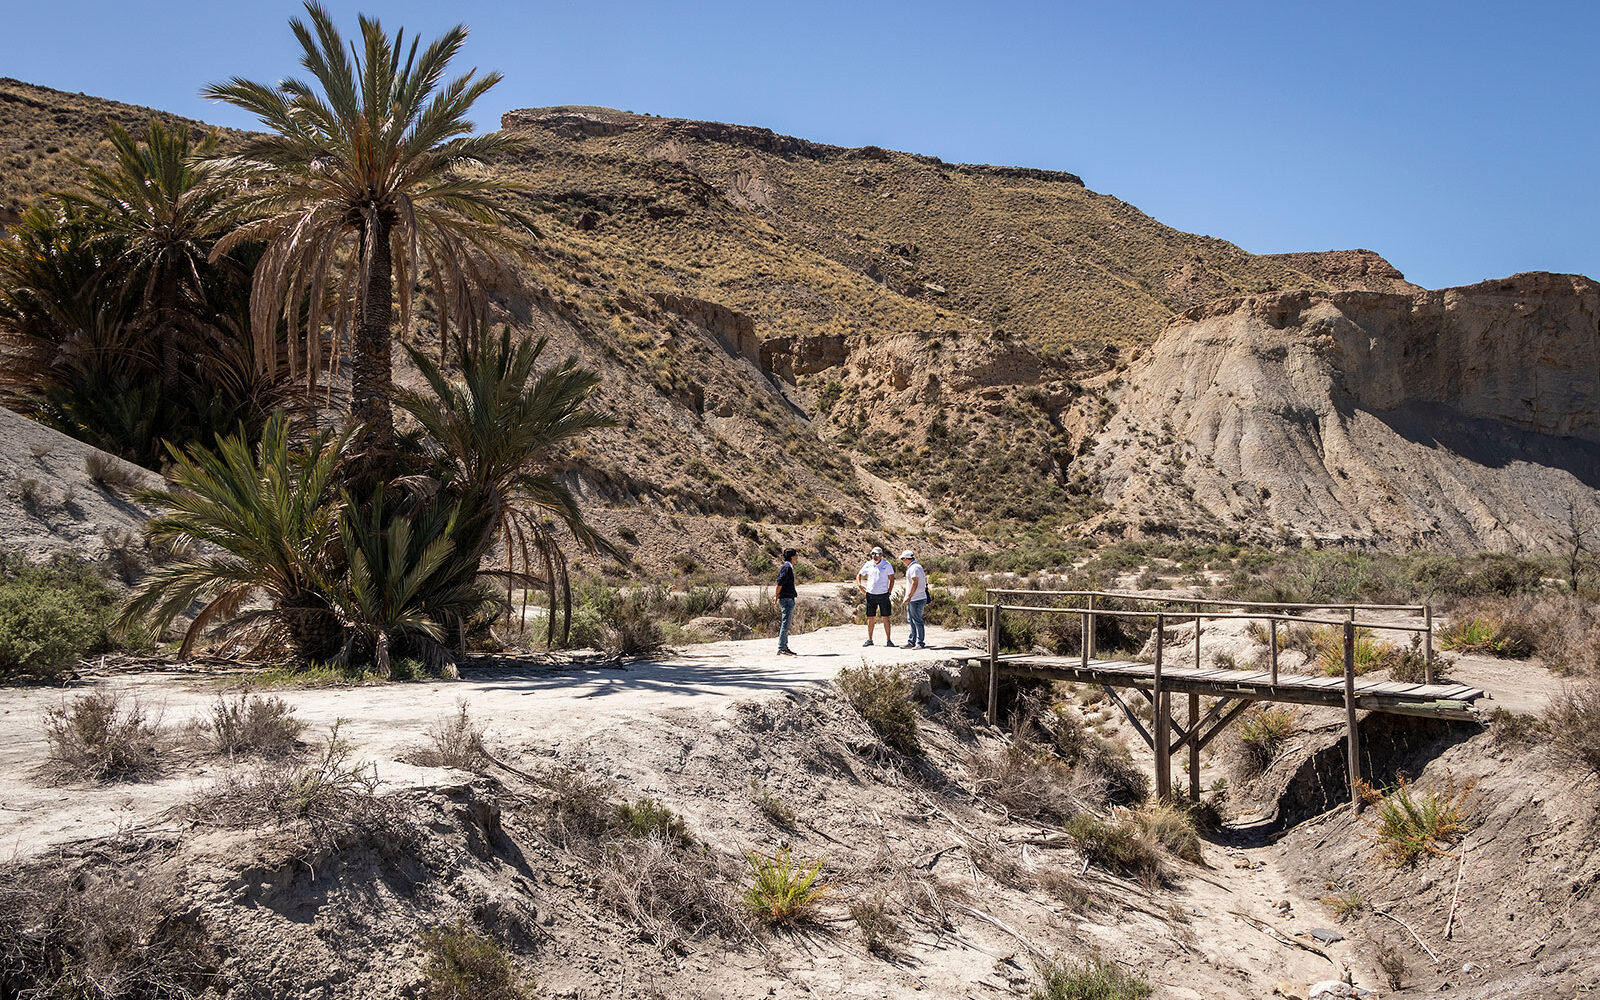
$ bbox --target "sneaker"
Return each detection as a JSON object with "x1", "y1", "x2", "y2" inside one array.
[
  {"x1": 884, "y1": 640, "x2": 896, "y2": 647},
  {"x1": 862, "y1": 640, "x2": 874, "y2": 646},
  {"x1": 916, "y1": 643, "x2": 928, "y2": 649},
  {"x1": 777, "y1": 647, "x2": 796, "y2": 656}
]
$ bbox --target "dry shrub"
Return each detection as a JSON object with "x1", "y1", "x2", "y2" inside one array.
[
  {"x1": 964, "y1": 740, "x2": 1083, "y2": 823},
  {"x1": 531, "y1": 768, "x2": 736, "y2": 947},
  {"x1": 597, "y1": 834, "x2": 745, "y2": 947},
  {"x1": 1035, "y1": 868, "x2": 1091, "y2": 911},
  {"x1": 1133, "y1": 803, "x2": 1202, "y2": 865},
  {"x1": 534, "y1": 767, "x2": 620, "y2": 846},
  {"x1": 1375, "y1": 938, "x2": 1408, "y2": 989},
  {"x1": 1064, "y1": 812, "x2": 1165, "y2": 885},
  {"x1": 1544, "y1": 683, "x2": 1600, "y2": 774},
  {"x1": 41, "y1": 690, "x2": 164, "y2": 783},
  {"x1": 84, "y1": 452, "x2": 144, "y2": 494},
  {"x1": 419, "y1": 921, "x2": 532, "y2": 1000},
  {"x1": 1231, "y1": 706, "x2": 1298, "y2": 778},
  {"x1": 836, "y1": 662, "x2": 922, "y2": 755},
  {"x1": 1033, "y1": 956, "x2": 1153, "y2": 1000},
  {"x1": 848, "y1": 893, "x2": 906, "y2": 954},
  {"x1": 0, "y1": 856, "x2": 219, "y2": 1000},
  {"x1": 207, "y1": 693, "x2": 305, "y2": 757},
  {"x1": 409, "y1": 698, "x2": 488, "y2": 770},
  {"x1": 188, "y1": 723, "x2": 413, "y2": 856}
]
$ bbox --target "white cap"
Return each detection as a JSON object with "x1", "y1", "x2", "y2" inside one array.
[
  {"x1": 870, "y1": 546, "x2": 883, "y2": 555},
  {"x1": 900, "y1": 550, "x2": 915, "y2": 559}
]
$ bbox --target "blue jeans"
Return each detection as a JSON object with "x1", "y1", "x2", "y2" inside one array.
[
  {"x1": 907, "y1": 599, "x2": 927, "y2": 646},
  {"x1": 778, "y1": 597, "x2": 795, "y2": 650}
]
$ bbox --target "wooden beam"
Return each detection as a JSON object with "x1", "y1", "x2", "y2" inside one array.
[
  {"x1": 1154, "y1": 613, "x2": 1171, "y2": 801},
  {"x1": 986, "y1": 600, "x2": 999, "y2": 726},
  {"x1": 1345, "y1": 618, "x2": 1362, "y2": 815},
  {"x1": 1188, "y1": 692, "x2": 1201, "y2": 802},
  {"x1": 1194, "y1": 699, "x2": 1257, "y2": 752},
  {"x1": 1101, "y1": 684, "x2": 1154, "y2": 750}
]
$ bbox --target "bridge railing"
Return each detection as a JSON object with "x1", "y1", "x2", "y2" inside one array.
[
  {"x1": 976, "y1": 588, "x2": 1434, "y2": 685},
  {"x1": 970, "y1": 590, "x2": 1438, "y2": 810}
]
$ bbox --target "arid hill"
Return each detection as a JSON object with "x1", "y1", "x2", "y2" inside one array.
[{"x1": 3, "y1": 79, "x2": 1597, "y2": 562}]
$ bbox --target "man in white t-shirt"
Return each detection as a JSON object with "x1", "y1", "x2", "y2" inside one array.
[
  {"x1": 900, "y1": 549, "x2": 928, "y2": 649},
  {"x1": 855, "y1": 546, "x2": 896, "y2": 646}
]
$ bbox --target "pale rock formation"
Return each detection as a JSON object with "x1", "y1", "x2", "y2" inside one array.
[{"x1": 1092, "y1": 273, "x2": 1600, "y2": 553}]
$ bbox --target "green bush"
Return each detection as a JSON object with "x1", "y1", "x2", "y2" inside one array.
[
  {"x1": 1233, "y1": 706, "x2": 1298, "y2": 777},
  {"x1": 836, "y1": 663, "x2": 922, "y2": 755},
  {"x1": 1362, "y1": 775, "x2": 1475, "y2": 865},
  {"x1": 0, "y1": 554, "x2": 118, "y2": 678},
  {"x1": 420, "y1": 921, "x2": 532, "y2": 1000},
  {"x1": 742, "y1": 848, "x2": 827, "y2": 925},
  {"x1": 1438, "y1": 615, "x2": 1534, "y2": 657},
  {"x1": 1064, "y1": 813, "x2": 1164, "y2": 883}
]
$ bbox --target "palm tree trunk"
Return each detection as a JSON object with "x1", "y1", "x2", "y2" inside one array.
[{"x1": 352, "y1": 219, "x2": 396, "y2": 459}]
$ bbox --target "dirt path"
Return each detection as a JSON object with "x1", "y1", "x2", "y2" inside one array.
[{"x1": 0, "y1": 623, "x2": 983, "y2": 859}]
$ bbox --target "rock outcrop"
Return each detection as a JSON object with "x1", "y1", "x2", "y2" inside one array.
[{"x1": 1091, "y1": 273, "x2": 1600, "y2": 552}]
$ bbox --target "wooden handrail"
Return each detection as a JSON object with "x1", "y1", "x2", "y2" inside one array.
[
  {"x1": 968, "y1": 603, "x2": 1431, "y2": 633},
  {"x1": 983, "y1": 588, "x2": 1427, "y2": 614}
]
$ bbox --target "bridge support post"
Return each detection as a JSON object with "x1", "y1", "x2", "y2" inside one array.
[
  {"x1": 1269, "y1": 618, "x2": 1279, "y2": 684},
  {"x1": 1188, "y1": 691, "x2": 1201, "y2": 802},
  {"x1": 1344, "y1": 618, "x2": 1363, "y2": 814},
  {"x1": 1424, "y1": 604, "x2": 1435, "y2": 685},
  {"x1": 1154, "y1": 613, "x2": 1171, "y2": 801},
  {"x1": 1087, "y1": 593, "x2": 1097, "y2": 661},
  {"x1": 986, "y1": 598, "x2": 999, "y2": 726}
]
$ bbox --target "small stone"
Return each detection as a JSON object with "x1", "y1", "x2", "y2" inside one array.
[
  {"x1": 1309, "y1": 981, "x2": 1351, "y2": 999},
  {"x1": 1307, "y1": 927, "x2": 1345, "y2": 944},
  {"x1": 1276, "y1": 980, "x2": 1310, "y2": 1000}
]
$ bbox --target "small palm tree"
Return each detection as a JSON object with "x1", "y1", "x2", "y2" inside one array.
[
  {"x1": 62, "y1": 117, "x2": 227, "y2": 384},
  {"x1": 203, "y1": 2, "x2": 531, "y2": 455},
  {"x1": 397, "y1": 330, "x2": 617, "y2": 645},
  {"x1": 115, "y1": 413, "x2": 350, "y2": 658}
]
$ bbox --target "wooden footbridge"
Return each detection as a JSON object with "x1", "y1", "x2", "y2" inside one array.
[{"x1": 973, "y1": 590, "x2": 1488, "y2": 812}]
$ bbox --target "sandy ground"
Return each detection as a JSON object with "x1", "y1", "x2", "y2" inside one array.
[{"x1": 0, "y1": 623, "x2": 984, "y2": 859}]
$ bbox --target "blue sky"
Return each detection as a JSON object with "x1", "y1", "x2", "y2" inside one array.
[{"x1": 8, "y1": 0, "x2": 1596, "y2": 289}]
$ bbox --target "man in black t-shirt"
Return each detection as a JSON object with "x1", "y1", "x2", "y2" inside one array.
[{"x1": 774, "y1": 548, "x2": 798, "y2": 655}]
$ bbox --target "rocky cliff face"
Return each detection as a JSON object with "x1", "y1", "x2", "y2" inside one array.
[{"x1": 1091, "y1": 273, "x2": 1600, "y2": 552}]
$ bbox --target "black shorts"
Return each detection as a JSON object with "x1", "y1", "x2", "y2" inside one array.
[{"x1": 865, "y1": 593, "x2": 891, "y2": 617}]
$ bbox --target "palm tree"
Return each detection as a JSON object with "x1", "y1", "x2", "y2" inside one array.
[
  {"x1": 396, "y1": 330, "x2": 617, "y2": 645},
  {"x1": 115, "y1": 413, "x2": 351, "y2": 659},
  {"x1": 62, "y1": 117, "x2": 227, "y2": 384},
  {"x1": 203, "y1": 2, "x2": 532, "y2": 457}
]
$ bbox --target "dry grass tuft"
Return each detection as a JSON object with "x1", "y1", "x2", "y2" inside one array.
[
  {"x1": 848, "y1": 893, "x2": 906, "y2": 955},
  {"x1": 1032, "y1": 956, "x2": 1153, "y2": 1000},
  {"x1": 41, "y1": 690, "x2": 164, "y2": 784},
  {"x1": 1064, "y1": 812, "x2": 1165, "y2": 885},
  {"x1": 408, "y1": 698, "x2": 489, "y2": 770}
]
